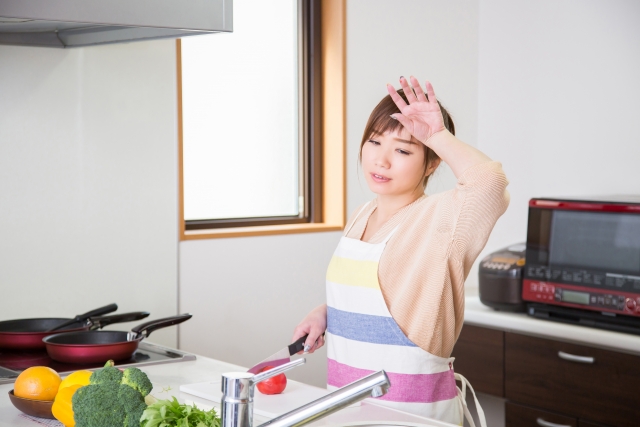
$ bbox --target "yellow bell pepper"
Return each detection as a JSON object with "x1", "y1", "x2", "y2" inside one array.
[
  {"x1": 59, "y1": 370, "x2": 92, "y2": 390},
  {"x1": 52, "y1": 384, "x2": 83, "y2": 427}
]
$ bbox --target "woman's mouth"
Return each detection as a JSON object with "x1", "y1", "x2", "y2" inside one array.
[{"x1": 371, "y1": 173, "x2": 391, "y2": 183}]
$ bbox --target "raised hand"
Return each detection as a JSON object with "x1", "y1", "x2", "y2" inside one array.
[{"x1": 386, "y1": 76, "x2": 446, "y2": 145}]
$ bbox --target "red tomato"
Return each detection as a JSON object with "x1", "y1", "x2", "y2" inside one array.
[{"x1": 256, "y1": 366, "x2": 287, "y2": 395}]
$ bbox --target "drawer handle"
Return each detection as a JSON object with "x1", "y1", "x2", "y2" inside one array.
[
  {"x1": 558, "y1": 351, "x2": 595, "y2": 364},
  {"x1": 536, "y1": 418, "x2": 572, "y2": 427}
]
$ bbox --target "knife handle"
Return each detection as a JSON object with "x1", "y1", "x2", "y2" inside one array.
[{"x1": 289, "y1": 334, "x2": 308, "y2": 355}]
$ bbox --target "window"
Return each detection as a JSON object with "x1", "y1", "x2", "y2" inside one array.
[{"x1": 178, "y1": 0, "x2": 346, "y2": 240}]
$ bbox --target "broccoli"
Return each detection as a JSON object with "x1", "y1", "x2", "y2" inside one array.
[
  {"x1": 121, "y1": 366, "x2": 153, "y2": 396},
  {"x1": 118, "y1": 383, "x2": 147, "y2": 427},
  {"x1": 72, "y1": 360, "x2": 154, "y2": 427},
  {"x1": 90, "y1": 360, "x2": 123, "y2": 385},
  {"x1": 72, "y1": 383, "x2": 125, "y2": 427}
]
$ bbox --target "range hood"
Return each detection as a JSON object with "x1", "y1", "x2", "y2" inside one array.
[{"x1": 0, "y1": 0, "x2": 232, "y2": 48}]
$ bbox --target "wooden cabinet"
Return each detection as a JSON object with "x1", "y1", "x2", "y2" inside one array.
[
  {"x1": 453, "y1": 324, "x2": 637, "y2": 427},
  {"x1": 505, "y1": 401, "x2": 576, "y2": 427},
  {"x1": 505, "y1": 333, "x2": 640, "y2": 427},
  {"x1": 451, "y1": 324, "x2": 504, "y2": 397},
  {"x1": 578, "y1": 422, "x2": 613, "y2": 427}
]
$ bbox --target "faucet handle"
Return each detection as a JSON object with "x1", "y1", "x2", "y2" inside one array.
[{"x1": 252, "y1": 358, "x2": 306, "y2": 385}]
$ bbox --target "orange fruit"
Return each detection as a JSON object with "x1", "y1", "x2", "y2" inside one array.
[{"x1": 14, "y1": 366, "x2": 61, "y2": 401}]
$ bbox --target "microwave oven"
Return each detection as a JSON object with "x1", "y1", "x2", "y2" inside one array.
[{"x1": 523, "y1": 196, "x2": 640, "y2": 319}]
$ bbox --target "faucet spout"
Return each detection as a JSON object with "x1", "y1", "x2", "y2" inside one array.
[
  {"x1": 221, "y1": 359, "x2": 307, "y2": 427},
  {"x1": 257, "y1": 370, "x2": 390, "y2": 427}
]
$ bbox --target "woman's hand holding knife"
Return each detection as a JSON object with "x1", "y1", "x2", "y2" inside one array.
[{"x1": 292, "y1": 304, "x2": 327, "y2": 354}]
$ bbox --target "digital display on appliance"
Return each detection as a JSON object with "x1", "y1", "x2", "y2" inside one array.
[
  {"x1": 561, "y1": 290, "x2": 590, "y2": 305},
  {"x1": 549, "y1": 210, "x2": 640, "y2": 273}
]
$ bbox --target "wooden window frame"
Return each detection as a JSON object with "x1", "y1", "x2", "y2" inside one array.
[{"x1": 177, "y1": 0, "x2": 345, "y2": 240}]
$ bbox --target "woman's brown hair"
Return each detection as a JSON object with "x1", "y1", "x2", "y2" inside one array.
[{"x1": 359, "y1": 89, "x2": 455, "y2": 189}]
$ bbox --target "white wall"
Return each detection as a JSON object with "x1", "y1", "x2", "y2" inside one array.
[
  {"x1": 477, "y1": 0, "x2": 640, "y2": 275},
  {"x1": 0, "y1": 40, "x2": 179, "y2": 347},
  {"x1": 178, "y1": 233, "x2": 340, "y2": 387}
]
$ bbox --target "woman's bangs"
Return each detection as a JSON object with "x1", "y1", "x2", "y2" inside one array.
[{"x1": 368, "y1": 108, "x2": 403, "y2": 139}]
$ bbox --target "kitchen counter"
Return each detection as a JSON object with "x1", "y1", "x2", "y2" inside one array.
[
  {"x1": 464, "y1": 294, "x2": 640, "y2": 356},
  {"x1": 7, "y1": 298, "x2": 635, "y2": 426},
  {"x1": 0, "y1": 350, "x2": 457, "y2": 427}
]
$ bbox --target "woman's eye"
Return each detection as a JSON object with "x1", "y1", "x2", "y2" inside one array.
[
  {"x1": 397, "y1": 149, "x2": 410, "y2": 155},
  {"x1": 368, "y1": 139, "x2": 380, "y2": 145}
]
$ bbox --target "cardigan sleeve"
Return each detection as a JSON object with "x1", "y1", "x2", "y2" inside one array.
[
  {"x1": 377, "y1": 161, "x2": 509, "y2": 358},
  {"x1": 448, "y1": 161, "x2": 511, "y2": 277}
]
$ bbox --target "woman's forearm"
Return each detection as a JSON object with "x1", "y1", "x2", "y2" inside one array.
[{"x1": 425, "y1": 129, "x2": 492, "y2": 179}]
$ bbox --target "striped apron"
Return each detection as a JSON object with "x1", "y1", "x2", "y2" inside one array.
[{"x1": 325, "y1": 203, "x2": 486, "y2": 426}]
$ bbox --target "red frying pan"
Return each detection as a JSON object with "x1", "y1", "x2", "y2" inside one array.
[
  {"x1": 42, "y1": 314, "x2": 192, "y2": 363},
  {"x1": 0, "y1": 304, "x2": 119, "y2": 350},
  {"x1": 0, "y1": 310, "x2": 151, "y2": 350}
]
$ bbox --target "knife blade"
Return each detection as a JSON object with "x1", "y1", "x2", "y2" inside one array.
[{"x1": 247, "y1": 334, "x2": 308, "y2": 374}]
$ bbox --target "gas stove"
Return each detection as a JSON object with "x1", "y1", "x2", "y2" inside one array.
[{"x1": 0, "y1": 341, "x2": 196, "y2": 385}]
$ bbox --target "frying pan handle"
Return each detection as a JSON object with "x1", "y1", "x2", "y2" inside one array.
[
  {"x1": 89, "y1": 312, "x2": 151, "y2": 330},
  {"x1": 131, "y1": 314, "x2": 193, "y2": 339},
  {"x1": 47, "y1": 303, "x2": 119, "y2": 332},
  {"x1": 81, "y1": 303, "x2": 119, "y2": 320}
]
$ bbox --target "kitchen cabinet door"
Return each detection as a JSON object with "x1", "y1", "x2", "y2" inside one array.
[
  {"x1": 451, "y1": 324, "x2": 504, "y2": 397},
  {"x1": 578, "y1": 421, "x2": 613, "y2": 427},
  {"x1": 506, "y1": 401, "x2": 576, "y2": 427},
  {"x1": 505, "y1": 333, "x2": 640, "y2": 427}
]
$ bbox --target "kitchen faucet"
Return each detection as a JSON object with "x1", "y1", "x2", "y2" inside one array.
[{"x1": 220, "y1": 358, "x2": 391, "y2": 427}]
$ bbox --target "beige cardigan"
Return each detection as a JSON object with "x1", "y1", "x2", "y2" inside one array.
[{"x1": 345, "y1": 161, "x2": 510, "y2": 358}]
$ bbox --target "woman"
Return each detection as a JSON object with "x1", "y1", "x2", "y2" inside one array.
[{"x1": 293, "y1": 76, "x2": 509, "y2": 426}]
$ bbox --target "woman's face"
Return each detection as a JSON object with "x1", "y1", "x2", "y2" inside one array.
[{"x1": 361, "y1": 127, "x2": 427, "y2": 197}]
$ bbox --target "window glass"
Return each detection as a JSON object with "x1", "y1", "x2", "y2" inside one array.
[{"x1": 181, "y1": 0, "x2": 299, "y2": 221}]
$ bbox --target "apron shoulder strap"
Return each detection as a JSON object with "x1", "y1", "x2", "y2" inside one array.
[{"x1": 344, "y1": 201, "x2": 372, "y2": 235}]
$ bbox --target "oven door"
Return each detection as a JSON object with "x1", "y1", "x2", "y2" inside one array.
[{"x1": 523, "y1": 198, "x2": 640, "y2": 317}]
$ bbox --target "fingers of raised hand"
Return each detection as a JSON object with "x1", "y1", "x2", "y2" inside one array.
[
  {"x1": 386, "y1": 83, "x2": 408, "y2": 112},
  {"x1": 424, "y1": 80, "x2": 437, "y2": 105},
  {"x1": 410, "y1": 76, "x2": 428, "y2": 102},
  {"x1": 390, "y1": 113, "x2": 412, "y2": 132},
  {"x1": 399, "y1": 76, "x2": 419, "y2": 104}
]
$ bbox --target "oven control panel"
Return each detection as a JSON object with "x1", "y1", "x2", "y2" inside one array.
[{"x1": 522, "y1": 279, "x2": 640, "y2": 317}]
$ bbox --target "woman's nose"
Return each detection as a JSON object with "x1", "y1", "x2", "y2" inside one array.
[{"x1": 375, "y1": 153, "x2": 390, "y2": 168}]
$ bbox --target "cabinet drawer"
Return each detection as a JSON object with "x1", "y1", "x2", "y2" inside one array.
[
  {"x1": 451, "y1": 324, "x2": 504, "y2": 397},
  {"x1": 505, "y1": 333, "x2": 640, "y2": 427},
  {"x1": 578, "y1": 421, "x2": 612, "y2": 427},
  {"x1": 506, "y1": 401, "x2": 576, "y2": 427}
]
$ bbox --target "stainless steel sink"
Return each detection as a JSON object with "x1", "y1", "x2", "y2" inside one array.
[{"x1": 333, "y1": 421, "x2": 459, "y2": 427}]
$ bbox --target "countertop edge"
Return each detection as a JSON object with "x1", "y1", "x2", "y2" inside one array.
[{"x1": 464, "y1": 295, "x2": 640, "y2": 356}]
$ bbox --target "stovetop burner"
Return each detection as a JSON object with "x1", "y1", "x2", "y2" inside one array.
[{"x1": 0, "y1": 341, "x2": 196, "y2": 384}]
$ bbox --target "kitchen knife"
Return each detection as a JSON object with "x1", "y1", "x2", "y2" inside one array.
[{"x1": 247, "y1": 335, "x2": 308, "y2": 374}]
